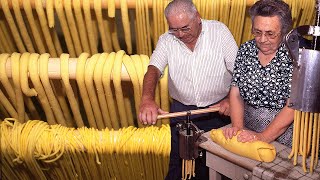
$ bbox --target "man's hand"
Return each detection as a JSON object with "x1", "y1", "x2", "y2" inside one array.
[
  {"x1": 210, "y1": 97, "x2": 230, "y2": 116},
  {"x1": 139, "y1": 99, "x2": 167, "y2": 125}
]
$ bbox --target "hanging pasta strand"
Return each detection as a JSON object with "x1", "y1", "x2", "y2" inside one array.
[
  {"x1": 46, "y1": 0, "x2": 55, "y2": 27},
  {"x1": 113, "y1": 50, "x2": 128, "y2": 127},
  {"x1": 76, "y1": 53, "x2": 97, "y2": 128},
  {"x1": 19, "y1": 53, "x2": 40, "y2": 120},
  {"x1": 83, "y1": 0, "x2": 98, "y2": 54},
  {"x1": 85, "y1": 54, "x2": 105, "y2": 130},
  {"x1": 108, "y1": 16, "x2": 121, "y2": 51},
  {"x1": 144, "y1": 0, "x2": 152, "y2": 56},
  {"x1": 64, "y1": 0, "x2": 83, "y2": 56},
  {"x1": 102, "y1": 52, "x2": 120, "y2": 130},
  {"x1": 0, "y1": 13, "x2": 16, "y2": 53},
  {"x1": 23, "y1": 0, "x2": 46, "y2": 54},
  {"x1": 55, "y1": 0, "x2": 76, "y2": 57},
  {"x1": 94, "y1": 0, "x2": 113, "y2": 52},
  {"x1": 11, "y1": 53, "x2": 27, "y2": 123},
  {"x1": 34, "y1": 0, "x2": 57, "y2": 57},
  {"x1": 73, "y1": 0, "x2": 91, "y2": 54},
  {"x1": 1, "y1": 0, "x2": 25, "y2": 52},
  {"x1": 28, "y1": 54, "x2": 55, "y2": 125},
  {"x1": 0, "y1": 54, "x2": 16, "y2": 107},
  {"x1": 93, "y1": 53, "x2": 112, "y2": 128},
  {"x1": 160, "y1": 66, "x2": 170, "y2": 125},
  {"x1": 289, "y1": 110, "x2": 320, "y2": 173},
  {"x1": 38, "y1": 53, "x2": 68, "y2": 126},
  {"x1": 302, "y1": 112, "x2": 309, "y2": 172},
  {"x1": 299, "y1": 112, "x2": 306, "y2": 154},
  {"x1": 0, "y1": 26, "x2": 11, "y2": 53},
  {"x1": 123, "y1": 54, "x2": 141, "y2": 124},
  {"x1": 0, "y1": 89, "x2": 18, "y2": 119},
  {"x1": 108, "y1": 0, "x2": 116, "y2": 17},
  {"x1": 315, "y1": 113, "x2": 320, "y2": 168},
  {"x1": 120, "y1": 0, "x2": 132, "y2": 54},
  {"x1": 11, "y1": 0, "x2": 35, "y2": 53}
]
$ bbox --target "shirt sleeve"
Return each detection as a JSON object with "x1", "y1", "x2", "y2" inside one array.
[
  {"x1": 149, "y1": 35, "x2": 169, "y2": 74},
  {"x1": 220, "y1": 23, "x2": 238, "y2": 73},
  {"x1": 231, "y1": 44, "x2": 246, "y2": 87}
]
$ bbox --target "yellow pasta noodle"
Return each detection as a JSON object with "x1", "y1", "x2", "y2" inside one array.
[
  {"x1": 76, "y1": 53, "x2": 97, "y2": 128},
  {"x1": 19, "y1": 53, "x2": 37, "y2": 96},
  {"x1": 23, "y1": 0, "x2": 46, "y2": 54},
  {"x1": 108, "y1": 0, "x2": 116, "y2": 17},
  {"x1": 1, "y1": 0, "x2": 26, "y2": 52},
  {"x1": 28, "y1": 53, "x2": 55, "y2": 125},
  {"x1": 0, "y1": 89, "x2": 18, "y2": 119},
  {"x1": 46, "y1": 0, "x2": 55, "y2": 28},
  {"x1": 94, "y1": 0, "x2": 113, "y2": 52},
  {"x1": 123, "y1": 54, "x2": 141, "y2": 125},
  {"x1": 12, "y1": 0, "x2": 35, "y2": 53},
  {"x1": 64, "y1": 0, "x2": 83, "y2": 56},
  {"x1": 102, "y1": 52, "x2": 120, "y2": 129},
  {"x1": 85, "y1": 54, "x2": 105, "y2": 129},
  {"x1": 11, "y1": 53, "x2": 27, "y2": 123},
  {"x1": 83, "y1": 0, "x2": 98, "y2": 54},
  {"x1": 39, "y1": 53, "x2": 68, "y2": 126},
  {"x1": 73, "y1": 0, "x2": 91, "y2": 54},
  {"x1": 55, "y1": 0, "x2": 76, "y2": 57},
  {"x1": 120, "y1": 0, "x2": 132, "y2": 54},
  {"x1": 93, "y1": 53, "x2": 112, "y2": 128},
  {"x1": 113, "y1": 50, "x2": 128, "y2": 127}
]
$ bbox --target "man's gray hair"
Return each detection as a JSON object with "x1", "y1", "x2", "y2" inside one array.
[{"x1": 164, "y1": 0, "x2": 198, "y2": 19}]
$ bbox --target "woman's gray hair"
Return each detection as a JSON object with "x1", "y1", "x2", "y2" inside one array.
[
  {"x1": 164, "y1": 0, "x2": 198, "y2": 19},
  {"x1": 249, "y1": 0, "x2": 293, "y2": 35}
]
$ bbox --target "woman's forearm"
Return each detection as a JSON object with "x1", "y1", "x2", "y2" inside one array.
[
  {"x1": 261, "y1": 105, "x2": 294, "y2": 143},
  {"x1": 230, "y1": 86, "x2": 245, "y2": 129}
]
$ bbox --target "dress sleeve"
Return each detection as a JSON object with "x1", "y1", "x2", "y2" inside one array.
[{"x1": 231, "y1": 44, "x2": 246, "y2": 87}]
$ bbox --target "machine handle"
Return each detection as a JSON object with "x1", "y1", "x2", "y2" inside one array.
[{"x1": 157, "y1": 107, "x2": 219, "y2": 119}]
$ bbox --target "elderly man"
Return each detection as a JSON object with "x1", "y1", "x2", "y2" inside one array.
[{"x1": 139, "y1": 0, "x2": 238, "y2": 179}]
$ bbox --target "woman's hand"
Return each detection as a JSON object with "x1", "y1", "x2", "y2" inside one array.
[
  {"x1": 237, "y1": 129, "x2": 267, "y2": 142},
  {"x1": 222, "y1": 126, "x2": 241, "y2": 139}
]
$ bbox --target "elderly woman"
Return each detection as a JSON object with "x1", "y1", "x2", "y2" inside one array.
[{"x1": 223, "y1": 0, "x2": 294, "y2": 147}]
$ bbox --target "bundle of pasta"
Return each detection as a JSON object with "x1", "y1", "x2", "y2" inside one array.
[
  {"x1": 210, "y1": 129, "x2": 276, "y2": 162},
  {"x1": 0, "y1": 118, "x2": 171, "y2": 180}
]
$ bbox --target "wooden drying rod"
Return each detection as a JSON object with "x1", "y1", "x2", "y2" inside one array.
[
  {"x1": 0, "y1": 0, "x2": 255, "y2": 10},
  {"x1": 157, "y1": 107, "x2": 219, "y2": 119},
  {"x1": 5, "y1": 58, "x2": 132, "y2": 81}
]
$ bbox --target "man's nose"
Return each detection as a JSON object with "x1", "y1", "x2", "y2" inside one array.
[{"x1": 175, "y1": 30, "x2": 185, "y2": 38}]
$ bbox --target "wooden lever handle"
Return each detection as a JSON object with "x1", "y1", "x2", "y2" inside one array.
[{"x1": 157, "y1": 107, "x2": 219, "y2": 119}]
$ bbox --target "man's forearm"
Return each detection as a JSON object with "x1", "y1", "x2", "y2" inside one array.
[{"x1": 141, "y1": 65, "x2": 161, "y2": 101}]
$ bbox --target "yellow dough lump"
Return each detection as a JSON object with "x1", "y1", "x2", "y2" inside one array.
[{"x1": 210, "y1": 129, "x2": 276, "y2": 162}]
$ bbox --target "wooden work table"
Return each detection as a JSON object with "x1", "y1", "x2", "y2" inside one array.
[{"x1": 199, "y1": 126, "x2": 320, "y2": 180}]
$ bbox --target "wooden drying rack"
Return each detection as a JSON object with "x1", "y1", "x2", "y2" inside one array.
[{"x1": 5, "y1": 58, "x2": 132, "y2": 80}]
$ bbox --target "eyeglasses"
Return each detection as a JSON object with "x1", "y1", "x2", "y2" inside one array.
[
  {"x1": 168, "y1": 26, "x2": 192, "y2": 34},
  {"x1": 251, "y1": 30, "x2": 281, "y2": 39},
  {"x1": 168, "y1": 18, "x2": 195, "y2": 35}
]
